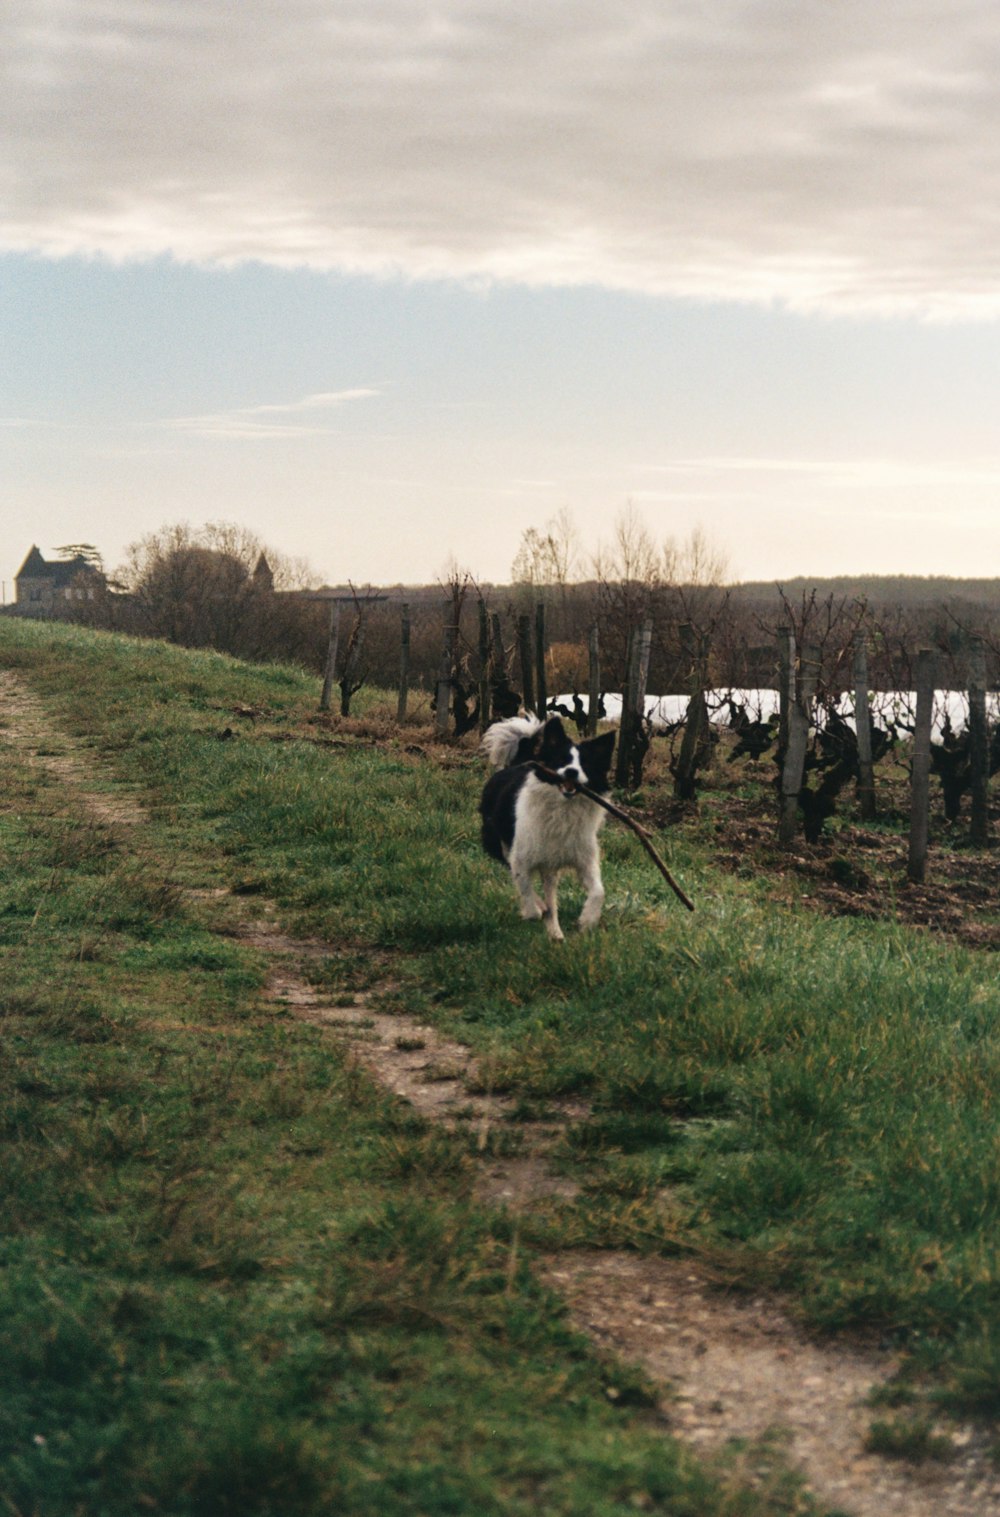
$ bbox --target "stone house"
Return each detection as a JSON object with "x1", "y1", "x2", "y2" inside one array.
[{"x1": 14, "y1": 546, "x2": 105, "y2": 616}]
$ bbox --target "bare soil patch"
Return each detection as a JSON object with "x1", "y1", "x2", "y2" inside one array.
[
  {"x1": 647, "y1": 774, "x2": 1000, "y2": 951},
  {"x1": 545, "y1": 1253, "x2": 1000, "y2": 1517}
]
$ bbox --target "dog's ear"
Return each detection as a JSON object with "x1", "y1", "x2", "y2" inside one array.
[
  {"x1": 579, "y1": 729, "x2": 616, "y2": 787},
  {"x1": 514, "y1": 732, "x2": 541, "y2": 764},
  {"x1": 537, "y1": 716, "x2": 568, "y2": 753}
]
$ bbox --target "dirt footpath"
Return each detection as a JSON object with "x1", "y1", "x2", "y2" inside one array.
[{"x1": 256, "y1": 923, "x2": 1000, "y2": 1517}]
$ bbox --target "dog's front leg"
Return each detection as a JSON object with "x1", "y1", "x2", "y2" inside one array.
[
  {"x1": 541, "y1": 872, "x2": 564, "y2": 942},
  {"x1": 577, "y1": 860, "x2": 605, "y2": 932},
  {"x1": 510, "y1": 857, "x2": 545, "y2": 922}
]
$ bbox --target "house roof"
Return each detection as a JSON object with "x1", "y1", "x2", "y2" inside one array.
[
  {"x1": 16, "y1": 546, "x2": 101, "y2": 586},
  {"x1": 15, "y1": 546, "x2": 48, "y2": 578}
]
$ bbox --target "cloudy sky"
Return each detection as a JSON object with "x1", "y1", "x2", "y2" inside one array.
[{"x1": 3, "y1": 0, "x2": 1000, "y2": 596}]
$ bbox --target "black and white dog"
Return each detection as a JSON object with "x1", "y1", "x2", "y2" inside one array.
[{"x1": 480, "y1": 715, "x2": 616, "y2": 941}]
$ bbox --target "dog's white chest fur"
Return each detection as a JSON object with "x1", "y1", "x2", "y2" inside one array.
[{"x1": 509, "y1": 775, "x2": 606, "y2": 871}]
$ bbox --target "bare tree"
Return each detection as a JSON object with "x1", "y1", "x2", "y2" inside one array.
[
  {"x1": 510, "y1": 506, "x2": 580, "y2": 590},
  {"x1": 593, "y1": 502, "x2": 662, "y2": 595},
  {"x1": 55, "y1": 542, "x2": 105, "y2": 572},
  {"x1": 592, "y1": 503, "x2": 664, "y2": 687},
  {"x1": 663, "y1": 525, "x2": 730, "y2": 593},
  {"x1": 115, "y1": 520, "x2": 321, "y2": 662},
  {"x1": 767, "y1": 588, "x2": 867, "y2": 707}
]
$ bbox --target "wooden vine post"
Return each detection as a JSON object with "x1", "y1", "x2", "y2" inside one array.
[
  {"x1": 535, "y1": 601, "x2": 548, "y2": 719},
  {"x1": 672, "y1": 623, "x2": 708, "y2": 802},
  {"x1": 968, "y1": 634, "x2": 990, "y2": 847},
  {"x1": 396, "y1": 602, "x2": 410, "y2": 724},
  {"x1": 615, "y1": 617, "x2": 652, "y2": 789},
  {"x1": 490, "y1": 612, "x2": 505, "y2": 677},
  {"x1": 587, "y1": 623, "x2": 601, "y2": 737},
  {"x1": 537, "y1": 600, "x2": 552, "y2": 719},
  {"x1": 319, "y1": 601, "x2": 340, "y2": 713},
  {"x1": 634, "y1": 617, "x2": 654, "y2": 717},
  {"x1": 517, "y1": 613, "x2": 536, "y2": 716},
  {"x1": 907, "y1": 648, "x2": 936, "y2": 883},
  {"x1": 489, "y1": 611, "x2": 512, "y2": 721},
  {"x1": 435, "y1": 601, "x2": 457, "y2": 737},
  {"x1": 615, "y1": 625, "x2": 637, "y2": 788},
  {"x1": 778, "y1": 642, "x2": 821, "y2": 846},
  {"x1": 477, "y1": 599, "x2": 491, "y2": 734},
  {"x1": 853, "y1": 635, "x2": 876, "y2": 821},
  {"x1": 777, "y1": 625, "x2": 795, "y2": 759}
]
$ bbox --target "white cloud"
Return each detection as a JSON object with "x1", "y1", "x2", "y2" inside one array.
[
  {"x1": 155, "y1": 386, "x2": 381, "y2": 439},
  {"x1": 3, "y1": 1, "x2": 1000, "y2": 314},
  {"x1": 643, "y1": 455, "x2": 1000, "y2": 489}
]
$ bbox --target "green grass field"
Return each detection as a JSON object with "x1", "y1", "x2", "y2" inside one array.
[{"x1": 3, "y1": 616, "x2": 1000, "y2": 1513}]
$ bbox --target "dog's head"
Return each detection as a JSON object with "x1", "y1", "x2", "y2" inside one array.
[{"x1": 528, "y1": 717, "x2": 616, "y2": 795}]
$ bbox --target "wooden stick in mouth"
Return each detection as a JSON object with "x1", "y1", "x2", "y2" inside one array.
[{"x1": 530, "y1": 762, "x2": 696, "y2": 913}]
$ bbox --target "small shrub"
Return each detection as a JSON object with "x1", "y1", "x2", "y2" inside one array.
[{"x1": 865, "y1": 1416, "x2": 956, "y2": 1463}]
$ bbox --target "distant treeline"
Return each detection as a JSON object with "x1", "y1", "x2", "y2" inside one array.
[
  {"x1": 733, "y1": 575, "x2": 1000, "y2": 611},
  {"x1": 60, "y1": 573, "x2": 1000, "y2": 709},
  {"x1": 22, "y1": 518, "x2": 1000, "y2": 704}
]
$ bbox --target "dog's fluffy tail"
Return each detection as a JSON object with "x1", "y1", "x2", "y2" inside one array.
[{"x1": 481, "y1": 714, "x2": 541, "y2": 770}]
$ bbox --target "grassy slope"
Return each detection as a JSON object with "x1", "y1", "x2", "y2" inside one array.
[
  {"x1": 3, "y1": 617, "x2": 1000, "y2": 1507},
  {"x1": 0, "y1": 620, "x2": 820, "y2": 1517}
]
